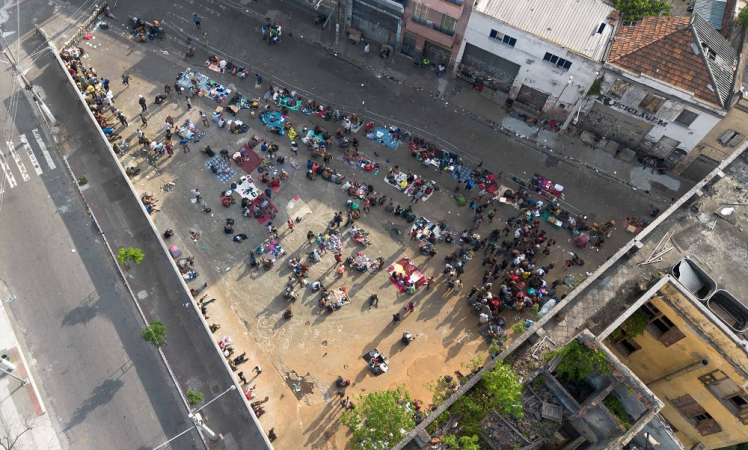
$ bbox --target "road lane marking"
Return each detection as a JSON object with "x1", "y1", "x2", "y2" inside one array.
[
  {"x1": 31, "y1": 129, "x2": 55, "y2": 170},
  {"x1": 0, "y1": 152, "x2": 17, "y2": 192},
  {"x1": 7, "y1": 141, "x2": 30, "y2": 182},
  {"x1": 19, "y1": 135, "x2": 43, "y2": 175}
]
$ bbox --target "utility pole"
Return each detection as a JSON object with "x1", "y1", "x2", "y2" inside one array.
[{"x1": 1, "y1": 47, "x2": 57, "y2": 127}]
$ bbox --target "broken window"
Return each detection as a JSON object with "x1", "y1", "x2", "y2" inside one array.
[
  {"x1": 641, "y1": 302, "x2": 686, "y2": 346},
  {"x1": 670, "y1": 394, "x2": 722, "y2": 436},
  {"x1": 674, "y1": 109, "x2": 698, "y2": 127},
  {"x1": 639, "y1": 93, "x2": 665, "y2": 113},
  {"x1": 698, "y1": 371, "x2": 748, "y2": 424},
  {"x1": 608, "y1": 79, "x2": 630, "y2": 98},
  {"x1": 612, "y1": 337, "x2": 641, "y2": 357}
]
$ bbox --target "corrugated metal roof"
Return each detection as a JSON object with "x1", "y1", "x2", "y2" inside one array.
[
  {"x1": 474, "y1": 0, "x2": 616, "y2": 60},
  {"x1": 693, "y1": 0, "x2": 727, "y2": 30}
]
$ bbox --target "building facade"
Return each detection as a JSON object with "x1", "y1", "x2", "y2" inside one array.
[
  {"x1": 400, "y1": 0, "x2": 472, "y2": 69},
  {"x1": 603, "y1": 278, "x2": 748, "y2": 449},
  {"x1": 348, "y1": 0, "x2": 405, "y2": 49},
  {"x1": 577, "y1": 14, "x2": 740, "y2": 166},
  {"x1": 454, "y1": 0, "x2": 617, "y2": 118}
]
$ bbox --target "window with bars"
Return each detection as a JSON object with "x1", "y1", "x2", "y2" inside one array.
[
  {"x1": 489, "y1": 29, "x2": 517, "y2": 47},
  {"x1": 543, "y1": 52, "x2": 571, "y2": 70}
]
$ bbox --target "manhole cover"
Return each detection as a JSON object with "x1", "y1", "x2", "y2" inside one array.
[{"x1": 211, "y1": 384, "x2": 220, "y2": 394}]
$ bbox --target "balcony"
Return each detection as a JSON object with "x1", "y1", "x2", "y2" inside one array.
[
  {"x1": 406, "y1": 16, "x2": 457, "y2": 48},
  {"x1": 424, "y1": 0, "x2": 464, "y2": 20}
]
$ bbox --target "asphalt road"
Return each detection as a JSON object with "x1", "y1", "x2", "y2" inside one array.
[{"x1": 0, "y1": 3, "x2": 201, "y2": 450}]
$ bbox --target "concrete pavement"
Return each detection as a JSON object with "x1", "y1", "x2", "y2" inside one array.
[{"x1": 0, "y1": 281, "x2": 62, "y2": 450}]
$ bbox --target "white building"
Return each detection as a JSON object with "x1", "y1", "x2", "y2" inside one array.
[
  {"x1": 454, "y1": 0, "x2": 617, "y2": 117},
  {"x1": 578, "y1": 14, "x2": 740, "y2": 165}
]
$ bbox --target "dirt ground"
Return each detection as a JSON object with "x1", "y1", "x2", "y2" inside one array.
[{"x1": 80, "y1": 36, "x2": 605, "y2": 449}]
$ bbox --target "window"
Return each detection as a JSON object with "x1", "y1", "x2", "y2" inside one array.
[
  {"x1": 609, "y1": 79, "x2": 630, "y2": 98},
  {"x1": 543, "y1": 52, "x2": 571, "y2": 70},
  {"x1": 639, "y1": 93, "x2": 665, "y2": 113},
  {"x1": 675, "y1": 109, "x2": 698, "y2": 127},
  {"x1": 641, "y1": 302, "x2": 686, "y2": 347},
  {"x1": 670, "y1": 394, "x2": 722, "y2": 436},
  {"x1": 438, "y1": 14, "x2": 458, "y2": 36},
  {"x1": 613, "y1": 337, "x2": 641, "y2": 357},
  {"x1": 489, "y1": 29, "x2": 517, "y2": 47},
  {"x1": 698, "y1": 371, "x2": 748, "y2": 424},
  {"x1": 412, "y1": 2, "x2": 430, "y2": 25},
  {"x1": 701, "y1": 42, "x2": 717, "y2": 61}
]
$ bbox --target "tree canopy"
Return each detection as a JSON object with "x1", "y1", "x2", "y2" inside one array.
[
  {"x1": 341, "y1": 386, "x2": 415, "y2": 450},
  {"x1": 615, "y1": 0, "x2": 671, "y2": 21}
]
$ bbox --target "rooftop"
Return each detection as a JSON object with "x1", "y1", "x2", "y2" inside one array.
[
  {"x1": 693, "y1": 0, "x2": 728, "y2": 30},
  {"x1": 473, "y1": 0, "x2": 617, "y2": 60},
  {"x1": 607, "y1": 14, "x2": 738, "y2": 108}
]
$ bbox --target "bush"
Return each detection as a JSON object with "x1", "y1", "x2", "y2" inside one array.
[
  {"x1": 587, "y1": 76, "x2": 604, "y2": 97},
  {"x1": 511, "y1": 321, "x2": 528, "y2": 335},
  {"x1": 141, "y1": 320, "x2": 167, "y2": 347},
  {"x1": 554, "y1": 340, "x2": 612, "y2": 381},
  {"x1": 117, "y1": 247, "x2": 144, "y2": 266},
  {"x1": 187, "y1": 389, "x2": 204, "y2": 406},
  {"x1": 611, "y1": 309, "x2": 649, "y2": 340},
  {"x1": 603, "y1": 395, "x2": 632, "y2": 429},
  {"x1": 443, "y1": 434, "x2": 480, "y2": 450},
  {"x1": 77, "y1": 176, "x2": 88, "y2": 186},
  {"x1": 615, "y1": 0, "x2": 671, "y2": 21}
]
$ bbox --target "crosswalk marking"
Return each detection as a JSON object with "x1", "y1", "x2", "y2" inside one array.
[
  {"x1": 7, "y1": 141, "x2": 30, "y2": 182},
  {"x1": 32, "y1": 129, "x2": 55, "y2": 171},
  {"x1": 19, "y1": 135, "x2": 43, "y2": 176},
  {"x1": 0, "y1": 156, "x2": 17, "y2": 193}
]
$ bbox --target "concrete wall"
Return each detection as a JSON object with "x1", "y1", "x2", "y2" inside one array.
[
  {"x1": 673, "y1": 98, "x2": 748, "y2": 175},
  {"x1": 455, "y1": 12, "x2": 603, "y2": 118},
  {"x1": 595, "y1": 69, "x2": 724, "y2": 155},
  {"x1": 604, "y1": 287, "x2": 748, "y2": 449}
]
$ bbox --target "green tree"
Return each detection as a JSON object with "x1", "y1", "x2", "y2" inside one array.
[
  {"x1": 615, "y1": 0, "x2": 671, "y2": 21},
  {"x1": 117, "y1": 247, "x2": 144, "y2": 267},
  {"x1": 738, "y1": 7, "x2": 748, "y2": 27},
  {"x1": 141, "y1": 320, "x2": 167, "y2": 347},
  {"x1": 186, "y1": 389, "x2": 203, "y2": 406},
  {"x1": 611, "y1": 309, "x2": 649, "y2": 340},
  {"x1": 341, "y1": 386, "x2": 415, "y2": 450},
  {"x1": 482, "y1": 361, "x2": 524, "y2": 419},
  {"x1": 443, "y1": 434, "x2": 480, "y2": 450}
]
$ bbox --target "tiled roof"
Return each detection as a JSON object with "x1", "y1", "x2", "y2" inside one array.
[
  {"x1": 608, "y1": 14, "x2": 737, "y2": 107},
  {"x1": 474, "y1": 0, "x2": 617, "y2": 60}
]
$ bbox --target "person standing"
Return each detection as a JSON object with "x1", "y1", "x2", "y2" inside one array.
[
  {"x1": 186, "y1": 98, "x2": 193, "y2": 111},
  {"x1": 105, "y1": 89, "x2": 115, "y2": 109},
  {"x1": 287, "y1": 220, "x2": 295, "y2": 232},
  {"x1": 164, "y1": 83, "x2": 172, "y2": 97},
  {"x1": 193, "y1": 13, "x2": 201, "y2": 29},
  {"x1": 139, "y1": 113, "x2": 148, "y2": 127},
  {"x1": 334, "y1": 252, "x2": 342, "y2": 266},
  {"x1": 363, "y1": 199, "x2": 370, "y2": 213},
  {"x1": 364, "y1": 43, "x2": 370, "y2": 56},
  {"x1": 252, "y1": 365, "x2": 262, "y2": 375},
  {"x1": 117, "y1": 111, "x2": 128, "y2": 127},
  {"x1": 199, "y1": 111, "x2": 209, "y2": 127},
  {"x1": 138, "y1": 95, "x2": 147, "y2": 111},
  {"x1": 121, "y1": 74, "x2": 131, "y2": 88},
  {"x1": 174, "y1": 83, "x2": 183, "y2": 97}
]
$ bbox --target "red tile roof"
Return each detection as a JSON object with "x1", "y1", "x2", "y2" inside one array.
[{"x1": 608, "y1": 16, "x2": 733, "y2": 107}]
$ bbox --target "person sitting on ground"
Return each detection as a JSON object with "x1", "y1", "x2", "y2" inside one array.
[{"x1": 268, "y1": 178, "x2": 280, "y2": 188}]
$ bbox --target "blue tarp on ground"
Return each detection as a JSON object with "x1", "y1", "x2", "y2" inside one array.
[
  {"x1": 366, "y1": 127, "x2": 400, "y2": 150},
  {"x1": 206, "y1": 156, "x2": 236, "y2": 184}
]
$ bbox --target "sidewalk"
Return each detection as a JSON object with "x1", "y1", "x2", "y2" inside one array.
[{"x1": 0, "y1": 282, "x2": 63, "y2": 450}]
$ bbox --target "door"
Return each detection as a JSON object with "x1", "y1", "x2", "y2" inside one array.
[
  {"x1": 515, "y1": 85, "x2": 550, "y2": 111},
  {"x1": 423, "y1": 41, "x2": 451, "y2": 66},
  {"x1": 460, "y1": 44, "x2": 520, "y2": 93}
]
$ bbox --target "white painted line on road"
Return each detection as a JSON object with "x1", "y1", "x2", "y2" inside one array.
[
  {"x1": 171, "y1": 14, "x2": 189, "y2": 23},
  {"x1": 31, "y1": 129, "x2": 55, "y2": 171},
  {"x1": 19, "y1": 135, "x2": 43, "y2": 176},
  {"x1": 0, "y1": 153, "x2": 17, "y2": 191},
  {"x1": 7, "y1": 141, "x2": 30, "y2": 182}
]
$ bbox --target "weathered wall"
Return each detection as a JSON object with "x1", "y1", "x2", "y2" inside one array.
[
  {"x1": 455, "y1": 12, "x2": 602, "y2": 117},
  {"x1": 586, "y1": 70, "x2": 724, "y2": 155},
  {"x1": 605, "y1": 287, "x2": 748, "y2": 449}
]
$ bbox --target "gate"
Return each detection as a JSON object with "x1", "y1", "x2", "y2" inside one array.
[
  {"x1": 460, "y1": 43, "x2": 519, "y2": 93},
  {"x1": 515, "y1": 84, "x2": 550, "y2": 111},
  {"x1": 579, "y1": 101, "x2": 653, "y2": 149},
  {"x1": 424, "y1": 41, "x2": 451, "y2": 66},
  {"x1": 351, "y1": 0, "x2": 401, "y2": 47}
]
